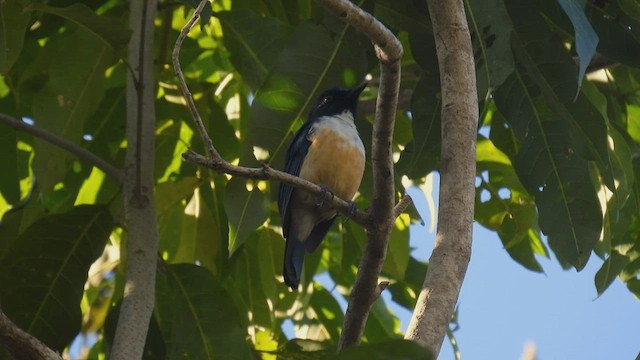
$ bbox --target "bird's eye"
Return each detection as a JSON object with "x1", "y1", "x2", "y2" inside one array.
[{"x1": 321, "y1": 96, "x2": 332, "y2": 105}]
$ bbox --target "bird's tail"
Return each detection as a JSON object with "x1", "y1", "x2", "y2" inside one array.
[{"x1": 283, "y1": 237, "x2": 305, "y2": 290}]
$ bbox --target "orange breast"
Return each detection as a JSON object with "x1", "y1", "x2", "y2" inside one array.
[{"x1": 299, "y1": 126, "x2": 365, "y2": 201}]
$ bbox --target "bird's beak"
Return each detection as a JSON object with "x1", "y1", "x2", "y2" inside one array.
[{"x1": 350, "y1": 83, "x2": 367, "y2": 99}]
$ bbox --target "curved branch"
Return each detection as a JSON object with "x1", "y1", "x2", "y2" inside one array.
[
  {"x1": 175, "y1": 0, "x2": 407, "y2": 350},
  {"x1": 0, "y1": 113, "x2": 124, "y2": 184},
  {"x1": 404, "y1": 0, "x2": 478, "y2": 357},
  {"x1": 314, "y1": 0, "x2": 403, "y2": 350},
  {"x1": 182, "y1": 150, "x2": 370, "y2": 225},
  {"x1": 0, "y1": 308, "x2": 61, "y2": 360}
]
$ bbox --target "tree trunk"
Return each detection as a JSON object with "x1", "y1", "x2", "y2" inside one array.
[
  {"x1": 110, "y1": 0, "x2": 160, "y2": 358},
  {"x1": 404, "y1": 0, "x2": 478, "y2": 357}
]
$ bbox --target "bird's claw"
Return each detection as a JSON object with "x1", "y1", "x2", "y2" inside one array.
[
  {"x1": 315, "y1": 185, "x2": 334, "y2": 208},
  {"x1": 344, "y1": 201, "x2": 357, "y2": 222}
]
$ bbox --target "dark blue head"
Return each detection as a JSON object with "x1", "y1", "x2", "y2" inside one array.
[{"x1": 308, "y1": 83, "x2": 367, "y2": 120}]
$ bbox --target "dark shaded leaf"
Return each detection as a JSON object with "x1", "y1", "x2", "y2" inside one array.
[
  {"x1": 155, "y1": 263, "x2": 252, "y2": 359},
  {"x1": 224, "y1": 177, "x2": 268, "y2": 254},
  {"x1": 23, "y1": 3, "x2": 131, "y2": 51},
  {"x1": 557, "y1": 0, "x2": 599, "y2": 92},
  {"x1": 0, "y1": 205, "x2": 113, "y2": 352},
  {"x1": 466, "y1": 0, "x2": 515, "y2": 100},
  {"x1": 217, "y1": 10, "x2": 291, "y2": 88},
  {"x1": 335, "y1": 339, "x2": 432, "y2": 360},
  {"x1": 515, "y1": 120, "x2": 601, "y2": 269},
  {"x1": 595, "y1": 250, "x2": 629, "y2": 295},
  {"x1": 30, "y1": 29, "x2": 115, "y2": 196},
  {"x1": 0, "y1": 0, "x2": 28, "y2": 74}
]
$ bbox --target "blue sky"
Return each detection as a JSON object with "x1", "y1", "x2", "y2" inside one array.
[{"x1": 403, "y1": 174, "x2": 640, "y2": 360}]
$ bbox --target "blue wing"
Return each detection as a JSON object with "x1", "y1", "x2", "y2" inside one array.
[{"x1": 278, "y1": 121, "x2": 314, "y2": 239}]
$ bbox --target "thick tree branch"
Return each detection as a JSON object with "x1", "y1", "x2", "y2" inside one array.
[
  {"x1": 110, "y1": 0, "x2": 160, "y2": 358},
  {"x1": 0, "y1": 308, "x2": 61, "y2": 360},
  {"x1": 0, "y1": 113, "x2": 124, "y2": 184},
  {"x1": 404, "y1": 0, "x2": 477, "y2": 357},
  {"x1": 313, "y1": 0, "x2": 403, "y2": 350}
]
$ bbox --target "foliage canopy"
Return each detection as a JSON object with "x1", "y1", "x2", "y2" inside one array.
[{"x1": 0, "y1": 0, "x2": 638, "y2": 358}]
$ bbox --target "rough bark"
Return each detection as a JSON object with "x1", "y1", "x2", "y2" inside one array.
[
  {"x1": 404, "y1": 0, "x2": 478, "y2": 357},
  {"x1": 109, "y1": 0, "x2": 160, "y2": 358},
  {"x1": 0, "y1": 309, "x2": 61, "y2": 360}
]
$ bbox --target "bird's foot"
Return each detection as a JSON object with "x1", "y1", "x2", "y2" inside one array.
[
  {"x1": 315, "y1": 185, "x2": 334, "y2": 208},
  {"x1": 344, "y1": 201, "x2": 357, "y2": 222}
]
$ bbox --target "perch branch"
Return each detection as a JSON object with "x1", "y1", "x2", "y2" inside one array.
[
  {"x1": 0, "y1": 113, "x2": 124, "y2": 184},
  {"x1": 313, "y1": 0, "x2": 403, "y2": 350},
  {"x1": 173, "y1": 0, "x2": 404, "y2": 227},
  {"x1": 175, "y1": 0, "x2": 407, "y2": 350},
  {"x1": 0, "y1": 308, "x2": 62, "y2": 360}
]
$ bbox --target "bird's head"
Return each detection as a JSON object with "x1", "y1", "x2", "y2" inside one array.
[{"x1": 308, "y1": 83, "x2": 367, "y2": 120}]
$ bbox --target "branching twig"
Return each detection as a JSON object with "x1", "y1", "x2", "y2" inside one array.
[
  {"x1": 0, "y1": 308, "x2": 61, "y2": 360},
  {"x1": 182, "y1": 150, "x2": 370, "y2": 225},
  {"x1": 172, "y1": 0, "x2": 218, "y2": 160},
  {"x1": 0, "y1": 113, "x2": 124, "y2": 184},
  {"x1": 174, "y1": 0, "x2": 406, "y2": 350},
  {"x1": 313, "y1": 0, "x2": 403, "y2": 350}
]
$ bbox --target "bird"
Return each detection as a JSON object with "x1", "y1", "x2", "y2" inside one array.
[{"x1": 278, "y1": 83, "x2": 367, "y2": 290}]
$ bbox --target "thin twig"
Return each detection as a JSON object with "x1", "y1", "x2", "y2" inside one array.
[
  {"x1": 0, "y1": 308, "x2": 62, "y2": 360},
  {"x1": 393, "y1": 194, "x2": 413, "y2": 219},
  {"x1": 182, "y1": 150, "x2": 370, "y2": 225},
  {"x1": 174, "y1": 0, "x2": 405, "y2": 350},
  {"x1": 0, "y1": 113, "x2": 124, "y2": 184},
  {"x1": 173, "y1": 0, "x2": 371, "y2": 226},
  {"x1": 172, "y1": 0, "x2": 218, "y2": 160}
]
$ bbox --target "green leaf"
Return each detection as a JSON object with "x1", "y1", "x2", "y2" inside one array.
[
  {"x1": 30, "y1": 29, "x2": 115, "y2": 196},
  {"x1": 466, "y1": 0, "x2": 515, "y2": 100},
  {"x1": 0, "y1": 0, "x2": 28, "y2": 74},
  {"x1": 23, "y1": 3, "x2": 131, "y2": 51},
  {"x1": 595, "y1": 250, "x2": 629, "y2": 295},
  {"x1": 0, "y1": 124, "x2": 20, "y2": 204},
  {"x1": 585, "y1": 3, "x2": 640, "y2": 67},
  {"x1": 382, "y1": 214, "x2": 410, "y2": 279},
  {"x1": 388, "y1": 257, "x2": 428, "y2": 310},
  {"x1": 475, "y1": 138, "x2": 547, "y2": 272},
  {"x1": 620, "y1": 0, "x2": 640, "y2": 21},
  {"x1": 374, "y1": 0, "x2": 431, "y2": 33},
  {"x1": 507, "y1": 1, "x2": 612, "y2": 188},
  {"x1": 224, "y1": 177, "x2": 268, "y2": 254},
  {"x1": 309, "y1": 284, "x2": 344, "y2": 341},
  {"x1": 556, "y1": 0, "x2": 599, "y2": 92},
  {"x1": 217, "y1": 10, "x2": 291, "y2": 89},
  {"x1": 335, "y1": 339, "x2": 432, "y2": 360},
  {"x1": 155, "y1": 263, "x2": 252, "y2": 359},
  {"x1": 396, "y1": 72, "x2": 441, "y2": 180},
  {"x1": 0, "y1": 205, "x2": 113, "y2": 352},
  {"x1": 515, "y1": 120, "x2": 602, "y2": 270},
  {"x1": 365, "y1": 298, "x2": 401, "y2": 342},
  {"x1": 244, "y1": 12, "x2": 373, "y2": 167}
]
